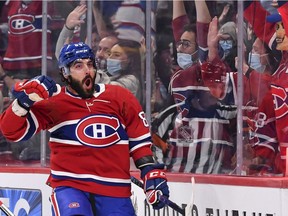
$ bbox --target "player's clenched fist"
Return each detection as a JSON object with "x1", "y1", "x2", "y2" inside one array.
[
  {"x1": 12, "y1": 75, "x2": 59, "y2": 110},
  {"x1": 141, "y1": 164, "x2": 170, "y2": 209}
]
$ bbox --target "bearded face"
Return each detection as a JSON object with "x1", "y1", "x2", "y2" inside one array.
[{"x1": 68, "y1": 74, "x2": 96, "y2": 98}]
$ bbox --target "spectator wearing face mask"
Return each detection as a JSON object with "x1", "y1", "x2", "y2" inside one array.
[
  {"x1": 163, "y1": 1, "x2": 237, "y2": 174},
  {"x1": 106, "y1": 39, "x2": 143, "y2": 105},
  {"x1": 218, "y1": 21, "x2": 238, "y2": 72},
  {"x1": 248, "y1": 37, "x2": 279, "y2": 75},
  {"x1": 95, "y1": 35, "x2": 119, "y2": 75}
]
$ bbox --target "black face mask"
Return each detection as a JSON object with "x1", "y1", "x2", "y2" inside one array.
[{"x1": 68, "y1": 74, "x2": 96, "y2": 99}]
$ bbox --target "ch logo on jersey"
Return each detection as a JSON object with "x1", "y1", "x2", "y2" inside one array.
[
  {"x1": 271, "y1": 85, "x2": 288, "y2": 119},
  {"x1": 9, "y1": 14, "x2": 36, "y2": 34},
  {"x1": 76, "y1": 115, "x2": 121, "y2": 147},
  {"x1": 173, "y1": 92, "x2": 189, "y2": 117}
]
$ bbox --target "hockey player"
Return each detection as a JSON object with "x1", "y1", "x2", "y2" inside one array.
[{"x1": 0, "y1": 42, "x2": 169, "y2": 215}]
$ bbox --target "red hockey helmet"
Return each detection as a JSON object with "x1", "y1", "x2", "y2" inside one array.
[{"x1": 201, "y1": 60, "x2": 227, "y2": 98}]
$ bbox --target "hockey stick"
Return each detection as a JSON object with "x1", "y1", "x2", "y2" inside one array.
[
  {"x1": 131, "y1": 176, "x2": 186, "y2": 215},
  {"x1": 185, "y1": 177, "x2": 195, "y2": 216},
  {"x1": 0, "y1": 200, "x2": 15, "y2": 216}
]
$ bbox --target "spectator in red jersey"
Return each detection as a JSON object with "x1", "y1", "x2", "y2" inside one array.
[
  {"x1": 244, "y1": 1, "x2": 288, "y2": 175},
  {"x1": 2, "y1": 0, "x2": 53, "y2": 87},
  {"x1": 266, "y1": 2, "x2": 288, "y2": 175},
  {"x1": 0, "y1": 41, "x2": 169, "y2": 215},
  {"x1": 0, "y1": 0, "x2": 55, "y2": 161}
]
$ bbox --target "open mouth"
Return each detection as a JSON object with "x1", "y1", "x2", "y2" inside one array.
[{"x1": 84, "y1": 77, "x2": 92, "y2": 89}]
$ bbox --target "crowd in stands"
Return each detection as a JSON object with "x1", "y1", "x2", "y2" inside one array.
[{"x1": 0, "y1": 0, "x2": 288, "y2": 177}]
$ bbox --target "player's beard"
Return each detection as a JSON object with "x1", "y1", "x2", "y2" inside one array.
[{"x1": 69, "y1": 74, "x2": 96, "y2": 99}]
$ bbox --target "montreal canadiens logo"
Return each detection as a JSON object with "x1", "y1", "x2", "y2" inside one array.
[
  {"x1": 76, "y1": 115, "x2": 121, "y2": 147},
  {"x1": 9, "y1": 14, "x2": 35, "y2": 34}
]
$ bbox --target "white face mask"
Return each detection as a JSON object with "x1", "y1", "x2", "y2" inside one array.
[
  {"x1": 177, "y1": 51, "x2": 197, "y2": 69},
  {"x1": 248, "y1": 52, "x2": 267, "y2": 73},
  {"x1": 107, "y1": 59, "x2": 122, "y2": 76}
]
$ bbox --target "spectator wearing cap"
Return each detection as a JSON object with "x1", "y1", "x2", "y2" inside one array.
[
  {"x1": 244, "y1": 1, "x2": 288, "y2": 175},
  {"x1": 266, "y1": 3, "x2": 288, "y2": 51},
  {"x1": 218, "y1": 21, "x2": 238, "y2": 71},
  {"x1": 266, "y1": 2, "x2": 288, "y2": 175}
]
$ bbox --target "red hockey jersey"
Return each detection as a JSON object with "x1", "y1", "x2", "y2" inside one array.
[
  {"x1": 244, "y1": 1, "x2": 288, "y2": 174},
  {"x1": 3, "y1": 0, "x2": 52, "y2": 70},
  {"x1": 0, "y1": 84, "x2": 153, "y2": 197}
]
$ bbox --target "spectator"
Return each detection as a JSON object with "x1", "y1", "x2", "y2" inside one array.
[
  {"x1": 107, "y1": 39, "x2": 144, "y2": 105},
  {"x1": 112, "y1": 0, "x2": 157, "y2": 46},
  {"x1": 0, "y1": 0, "x2": 54, "y2": 161},
  {"x1": 247, "y1": 37, "x2": 279, "y2": 75},
  {"x1": 218, "y1": 21, "x2": 238, "y2": 72},
  {"x1": 164, "y1": 0, "x2": 237, "y2": 174},
  {"x1": 201, "y1": 17, "x2": 280, "y2": 175},
  {"x1": 92, "y1": 0, "x2": 157, "y2": 52},
  {"x1": 95, "y1": 35, "x2": 119, "y2": 78},
  {"x1": 2, "y1": 0, "x2": 53, "y2": 86},
  {"x1": 244, "y1": 1, "x2": 288, "y2": 175}
]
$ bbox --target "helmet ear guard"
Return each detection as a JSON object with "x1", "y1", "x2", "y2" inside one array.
[{"x1": 60, "y1": 66, "x2": 70, "y2": 76}]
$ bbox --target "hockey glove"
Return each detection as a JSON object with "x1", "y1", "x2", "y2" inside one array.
[
  {"x1": 141, "y1": 163, "x2": 169, "y2": 209},
  {"x1": 12, "y1": 75, "x2": 59, "y2": 110}
]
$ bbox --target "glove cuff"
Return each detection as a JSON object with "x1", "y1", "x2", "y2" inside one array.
[
  {"x1": 12, "y1": 99, "x2": 29, "y2": 117},
  {"x1": 140, "y1": 163, "x2": 166, "y2": 179}
]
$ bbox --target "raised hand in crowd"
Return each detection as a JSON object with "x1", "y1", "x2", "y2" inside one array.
[{"x1": 65, "y1": 4, "x2": 87, "y2": 31}]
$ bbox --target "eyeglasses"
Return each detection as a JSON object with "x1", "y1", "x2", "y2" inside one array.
[
  {"x1": 176, "y1": 40, "x2": 196, "y2": 49},
  {"x1": 219, "y1": 40, "x2": 233, "y2": 46}
]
